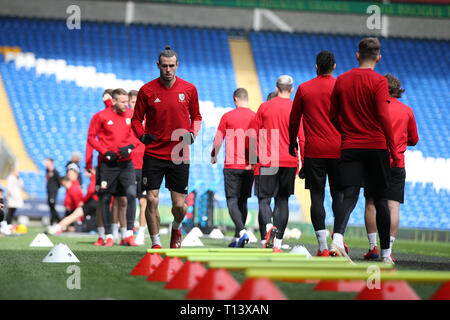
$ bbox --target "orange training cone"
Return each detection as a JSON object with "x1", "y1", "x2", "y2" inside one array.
[
  {"x1": 186, "y1": 268, "x2": 240, "y2": 300},
  {"x1": 165, "y1": 261, "x2": 207, "y2": 290},
  {"x1": 146, "y1": 257, "x2": 183, "y2": 282},
  {"x1": 356, "y1": 281, "x2": 420, "y2": 300},
  {"x1": 430, "y1": 281, "x2": 450, "y2": 300},
  {"x1": 232, "y1": 278, "x2": 287, "y2": 300},
  {"x1": 314, "y1": 280, "x2": 366, "y2": 292},
  {"x1": 130, "y1": 253, "x2": 163, "y2": 276}
]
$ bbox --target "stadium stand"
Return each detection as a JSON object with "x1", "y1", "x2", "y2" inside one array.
[
  {"x1": 250, "y1": 31, "x2": 450, "y2": 230},
  {"x1": 0, "y1": 17, "x2": 448, "y2": 229}
]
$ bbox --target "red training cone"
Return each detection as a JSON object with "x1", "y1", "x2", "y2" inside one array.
[
  {"x1": 430, "y1": 281, "x2": 450, "y2": 300},
  {"x1": 130, "y1": 253, "x2": 163, "y2": 276},
  {"x1": 314, "y1": 280, "x2": 366, "y2": 292},
  {"x1": 165, "y1": 261, "x2": 207, "y2": 290},
  {"x1": 186, "y1": 268, "x2": 240, "y2": 300},
  {"x1": 146, "y1": 257, "x2": 184, "y2": 282},
  {"x1": 232, "y1": 278, "x2": 287, "y2": 300},
  {"x1": 356, "y1": 281, "x2": 420, "y2": 300}
]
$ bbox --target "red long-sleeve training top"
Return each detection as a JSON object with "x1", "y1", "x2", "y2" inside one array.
[{"x1": 131, "y1": 77, "x2": 202, "y2": 162}]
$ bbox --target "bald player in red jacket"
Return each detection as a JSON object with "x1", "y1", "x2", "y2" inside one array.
[
  {"x1": 132, "y1": 45, "x2": 202, "y2": 249},
  {"x1": 363, "y1": 73, "x2": 419, "y2": 261}
]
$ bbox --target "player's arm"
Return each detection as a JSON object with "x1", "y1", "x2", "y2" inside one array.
[
  {"x1": 247, "y1": 110, "x2": 262, "y2": 165},
  {"x1": 375, "y1": 78, "x2": 398, "y2": 164},
  {"x1": 131, "y1": 89, "x2": 155, "y2": 145},
  {"x1": 189, "y1": 86, "x2": 202, "y2": 138},
  {"x1": 87, "y1": 113, "x2": 108, "y2": 156},
  {"x1": 298, "y1": 118, "x2": 305, "y2": 164},
  {"x1": 289, "y1": 86, "x2": 304, "y2": 145},
  {"x1": 180, "y1": 86, "x2": 202, "y2": 145},
  {"x1": 210, "y1": 114, "x2": 227, "y2": 163},
  {"x1": 407, "y1": 110, "x2": 419, "y2": 146},
  {"x1": 329, "y1": 85, "x2": 341, "y2": 132}
]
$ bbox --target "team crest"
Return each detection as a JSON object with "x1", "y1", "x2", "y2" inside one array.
[
  {"x1": 126, "y1": 118, "x2": 131, "y2": 125},
  {"x1": 178, "y1": 93, "x2": 185, "y2": 102},
  {"x1": 101, "y1": 181, "x2": 108, "y2": 189},
  {"x1": 143, "y1": 177, "x2": 148, "y2": 185}
]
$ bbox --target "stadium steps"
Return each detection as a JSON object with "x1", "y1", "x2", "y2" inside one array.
[
  {"x1": 228, "y1": 39, "x2": 263, "y2": 112},
  {"x1": 0, "y1": 72, "x2": 37, "y2": 173}
]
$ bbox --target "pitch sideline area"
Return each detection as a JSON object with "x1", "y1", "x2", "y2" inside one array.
[{"x1": 0, "y1": 227, "x2": 449, "y2": 300}]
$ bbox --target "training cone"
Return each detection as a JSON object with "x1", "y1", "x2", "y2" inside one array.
[
  {"x1": 314, "y1": 280, "x2": 366, "y2": 292},
  {"x1": 42, "y1": 243, "x2": 79, "y2": 263},
  {"x1": 130, "y1": 253, "x2": 163, "y2": 276},
  {"x1": 356, "y1": 281, "x2": 420, "y2": 300},
  {"x1": 30, "y1": 233, "x2": 54, "y2": 247},
  {"x1": 289, "y1": 245, "x2": 311, "y2": 258},
  {"x1": 165, "y1": 261, "x2": 207, "y2": 290},
  {"x1": 181, "y1": 233, "x2": 204, "y2": 247},
  {"x1": 208, "y1": 228, "x2": 225, "y2": 239},
  {"x1": 186, "y1": 268, "x2": 240, "y2": 300},
  {"x1": 146, "y1": 257, "x2": 183, "y2": 282},
  {"x1": 430, "y1": 281, "x2": 450, "y2": 300},
  {"x1": 188, "y1": 227, "x2": 204, "y2": 238},
  {"x1": 232, "y1": 278, "x2": 287, "y2": 300}
]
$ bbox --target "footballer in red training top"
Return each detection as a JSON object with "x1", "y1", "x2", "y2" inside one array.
[{"x1": 131, "y1": 45, "x2": 202, "y2": 249}]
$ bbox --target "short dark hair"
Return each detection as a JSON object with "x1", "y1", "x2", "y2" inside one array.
[
  {"x1": 112, "y1": 88, "x2": 128, "y2": 99},
  {"x1": 159, "y1": 45, "x2": 178, "y2": 63},
  {"x1": 103, "y1": 88, "x2": 113, "y2": 96},
  {"x1": 266, "y1": 91, "x2": 277, "y2": 101},
  {"x1": 384, "y1": 73, "x2": 405, "y2": 98},
  {"x1": 46, "y1": 158, "x2": 54, "y2": 163},
  {"x1": 358, "y1": 37, "x2": 381, "y2": 61},
  {"x1": 128, "y1": 90, "x2": 138, "y2": 98},
  {"x1": 316, "y1": 51, "x2": 335, "y2": 75},
  {"x1": 233, "y1": 88, "x2": 248, "y2": 101}
]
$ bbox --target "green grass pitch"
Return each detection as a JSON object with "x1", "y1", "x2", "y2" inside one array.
[{"x1": 1, "y1": 226, "x2": 449, "y2": 300}]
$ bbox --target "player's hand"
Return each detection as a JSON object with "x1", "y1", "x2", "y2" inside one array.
[
  {"x1": 289, "y1": 142, "x2": 298, "y2": 157},
  {"x1": 103, "y1": 93, "x2": 112, "y2": 101},
  {"x1": 140, "y1": 134, "x2": 156, "y2": 145},
  {"x1": 181, "y1": 132, "x2": 195, "y2": 145},
  {"x1": 211, "y1": 156, "x2": 217, "y2": 164},
  {"x1": 104, "y1": 151, "x2": 118, "y2": 162},
  {"x1": 119, "y1": 144, "x2": 135, "y2": 158},
  {"x1": 298, "y1": 167, "x2": 305, "y2": 179}
]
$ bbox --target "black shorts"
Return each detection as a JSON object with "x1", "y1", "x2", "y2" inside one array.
[
  {"x1": 304, "y1": 157, "x2": 340, "y2": 191},
  {"x1": 364, "y1": 167, "x2": 405, "y2": 203},
  {"x1": 98, "y1": 160, "x2": 136, "y2": 197},
  {"x1": 95, "y1": 165, "x2": 101, "y2": 194},
  {"x1": 135, "y1": 169, "x2": 145, "y2": 199},
  {"x1": 142, "y1": 155, "x2": 190, "y2": 194},
  {"x1": 223, "y1": 169, "x2": 254, "y2": 199},
  {"x1": 258, "y1": 167, "x2": 297, "y2": 198},
  {"x1": 254, "y1": 175, "x2": 260, "y2": 197},
  {"x1": 338, "y1": 149, "x2": 391, "y2": 199},
  {"x1": 82, "y1": 198, "x2": 98, "y2": 216}
]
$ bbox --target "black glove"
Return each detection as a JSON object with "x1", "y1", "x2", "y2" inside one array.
[
  {"x1": 119, "y1": 144, "x2": 135, "y2": 158},
  {"x1": 289, "y1": 142, "x2": 298, "y2": 157},
  {"x1": 140, "y1": 134, "x2": 156, "y2": 145},
  {"x1": 181, "y1": 132, "x2": 195, "y2": 145},
  {"x1": 298, "y1": 167, "x2": 305, "y2": 179},
  {"x1": 104, "y1": 151, "x2": 118, "y2": 162}
]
